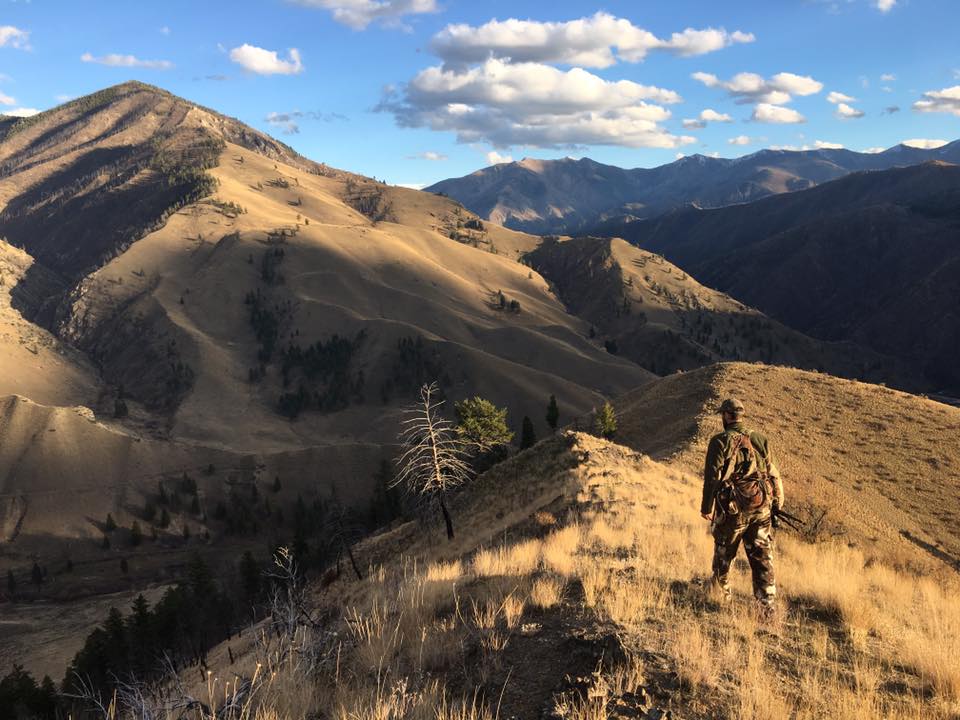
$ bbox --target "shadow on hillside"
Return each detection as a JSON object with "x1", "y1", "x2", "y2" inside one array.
[{"x1": 899, "y1": 530, "x2": 960, "y2": 572}]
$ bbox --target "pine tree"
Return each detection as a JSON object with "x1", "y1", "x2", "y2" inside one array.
[
  {"x1": 454, "y1": 396, "x2": 513, "y2": 454},
  {"x1": 594, "y1": 401, "x2": 618, "y2": 440},
  {"x1": 104, "y1": 513, "x2": 117, "y2": 532},
  {"x1": 546, "y1": 394, "x2": 559, "y2": 432},
  {"x1": 520, "y1": 416, "x2": 537, "y2": 449},
  {"x1": 130, "y1": 521, "x2": 143, "y2": 547}
]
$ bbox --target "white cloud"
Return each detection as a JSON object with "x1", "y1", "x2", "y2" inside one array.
[
  {"x1": 826, "y1": 90, "x2": 856, "y2": 104},
  {"x1": 0, "y1": 26, "x2": 30, "y2": 50},
  {"x1": 874, "y1": 0, "x2": 896, "y2": 12},
  {"x1": 430, "y1": 13, "x2": 754, "y2": 69},
  {"x1": 693, "y1": 70, "x2": 822, "y2": 104},
  {"x1": 835, "y1": 102, "x2": 865, "y2": 119},
  {"x1": 880, "y1": 73, "x2": 895, "y2": 82},
  {"x1": 229, "y1": 45, "x2": 303, "y2": 75},
  {"x1": 378, "y1": 58, "x2": 694, "y2": 150},
  {"x1": 407, "y1": 150, "x2": 448, "y2": 160},
  {"x1": 682, "y1": 107, "x2": 734, "y2": 128},
  {"x1": 160, "y1": 26, "x2": 171, "y2": 36},
  {"x1": 0, "y1": 91, "x2": 14, "y2": 105},
  {"x1": 265, "y1": 109, "x2": 346, "y2": 134},
  {"x1": 265, "y1": 111, "x2": 301, "y2": 134},
  {"x1": 1, "y1": 107, "x2": 40, "y2": 117},
  {"x1": 728, "y1": 135, "x2": 753, "y2": 145},
  {"x1": 901, "y1": 138, "x2": 948, "y2": 149},
  {"x1": 80, "y1": 52, "x2": 173, "y2": 69},
  {"x1": 752, "y1": 103, "x2": 806, "y2": 124},
  {"x1": 486, "y1": 150, "x2": 513, "y2": 164},
  {"x1": 912, "y1": 85, "x2": 960, "y2": 117},
  {"x1": 813, "y1": 140, "x2": 844, "y2": 149},
  {"x1": 288, "y1": 0, "x2": 438, "y2": 31},
  {"x1": 861, "y1": 147, "x2": 885, "y2": 153},
  {"x1": 675, "y1": 152, "x2": 686, "y2": 159},
  {"x1": 396, "y1": 182, "x2": 427, "y2": 189}
]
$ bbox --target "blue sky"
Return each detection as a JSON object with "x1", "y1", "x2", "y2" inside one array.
[{"x1": 1, "y1": 0, "x2": 958, "y2": 186}]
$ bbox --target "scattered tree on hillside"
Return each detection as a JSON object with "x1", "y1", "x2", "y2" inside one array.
[
  {"x1": 520, "y1": 416, "x2": 537, "y2": 450},
  {"x1": 104, "y1": 513, "x2": 117, "y2": 532},
  {"x1": 394, "y1": 383, "x2": 471, "y2": 540},
  {"x1": 594, "y1": 401, "x2": 618, "y2": 440},
  {"x1": 454, "y1": 396, "x2": 514, "y2": 456},
  {"x1": 546, "y1": 394, "x2": 559, "y2": 432}
]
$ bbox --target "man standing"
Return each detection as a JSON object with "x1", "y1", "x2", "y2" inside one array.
[{"x1": 701, "y1": 398, "x2": 784, "y2": 611}]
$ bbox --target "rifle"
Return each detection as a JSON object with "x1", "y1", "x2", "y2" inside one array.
[{"x1": 771, "y1": 506, "x2": 804, "y2": 532}]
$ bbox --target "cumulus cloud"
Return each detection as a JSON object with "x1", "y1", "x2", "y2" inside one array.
[
  {"x1": 835, "y1": 102, "x2": 865, "y2": 119},
  {"x1": 396, "y1": 182, "x2": 428, "y2": 189},
  {"x1": 728, "y1": 135, "x2": 753, "y2": 145},
  {"x1": 874, "y1": 0, "x2": 896, "y2": 12},
  {"x1": 767, "y1": 140, "x2": 841, "y2": 151},
  {"x1": 0, "y1": 91, "x2": 14, "y2": 105},
  {"x1": 407, "y1": 150, "x2": 448, "y2": 160},
  {"x1": 1, "y1": 107, "x2": 40, "y2": 117},
  {"x1": 901, "y1": 138, "x2": 948, "y2": 149},
  {"x1": 861, "y1": 147, "x2": 885, "y2": 153},
  {"x1": 265, "y1": 109, "x2": 347, "y2": 133},
  {"x1": 826, "y1": 90, "x2": 855, "y2": 104},
  {"x1": 693, "y1": 70, "x2": 822, "y2": 105},
  {"x1": 378, "y1": 58, "x2": 694, "y2": 149},
  {"x1": 81, "y1": 52, "x2": 173, "y2": 69},
  {"x1": 912, "y1": 85, "x2": 960, "y2": 117},
  {"x1": 880, "y1": 73, "x2": 895, "y2": 82},
  {"x1": 0, "y1": 26, "x2": 30, "y2": 50},
  {"x1": 430, "y1": 13, "x2": 753, "y2": 69},
  {"x1": 751, "y1": 103, "x2": 806, "y2": 124},
  {"x1": 288, "y1": 0, "x2": 438, "y2": 30},
  {"x1": 229, "y1": 45, "x2": 303, "y2": 75},
  {"x1": 682, "y1": 107, "x2": 733, "y2": 128},
  {"x1": 486, "y1": 150, "x2": 513, "y2": 164}
]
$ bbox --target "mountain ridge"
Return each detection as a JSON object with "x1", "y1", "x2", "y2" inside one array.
[{"x1": 427, "y1": 141, "x2": 960, "y2": 234}]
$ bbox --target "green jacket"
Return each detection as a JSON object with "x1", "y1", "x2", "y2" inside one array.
[{"x1": 701, "y1": 422, "x2": 783, "y2": 515}]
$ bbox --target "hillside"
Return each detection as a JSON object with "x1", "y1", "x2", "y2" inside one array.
[
  {"x1": 0, "y1": 82, "x2": 651, "y2": 677},
  {"x1": 426, "y1": 142, "x2": 960, "y2": 234},
  {"x1": 153, "y1": 362, "x2": 960, "y2": 720},
  {"x1": 609, "y1": 162, "x2": 960, "y2": 394},
  {"x1": 525, "y1": 236, "x2": 920, "y2": 388}
]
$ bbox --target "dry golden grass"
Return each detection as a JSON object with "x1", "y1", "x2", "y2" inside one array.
[{"x1": 186, "y1": 430, "x2": 959, "y2": 720}]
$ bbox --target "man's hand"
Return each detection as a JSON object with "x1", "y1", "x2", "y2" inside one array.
[{"x1": 701, "y1": 512, "x2": 713, "y2": 521}]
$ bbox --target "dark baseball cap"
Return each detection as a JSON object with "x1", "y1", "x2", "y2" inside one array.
[{"x1": 719, "y1": 398, "x2": 745, "y2": 415}]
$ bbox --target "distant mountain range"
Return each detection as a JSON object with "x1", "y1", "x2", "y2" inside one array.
[
  {"x1": 426, "y1": 142, "x2": 960, "y2": 234},
  {"x1": 605, "y1": 161, "x2": 960, "y2": 393}
]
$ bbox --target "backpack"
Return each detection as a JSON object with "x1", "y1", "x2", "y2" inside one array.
[{"x1": 721, "y1": 432, "x2": 770, "y2": 513}]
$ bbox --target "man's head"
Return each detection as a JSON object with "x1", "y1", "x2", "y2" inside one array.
[{"x1": 719, "y1": 397, "x2": 744, "y2": 427}]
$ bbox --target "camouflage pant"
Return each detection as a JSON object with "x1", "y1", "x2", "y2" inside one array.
[{"x1": 711, "y1": 508, "x2": 776, "y2": 605}]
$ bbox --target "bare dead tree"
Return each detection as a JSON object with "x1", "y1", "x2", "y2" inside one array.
[
  {"x1": 393, "y1": 382, "x2": 471, "y2": 540},
  {"x1": 323, "y1": 500, "x2": 364, "y2": 580}
]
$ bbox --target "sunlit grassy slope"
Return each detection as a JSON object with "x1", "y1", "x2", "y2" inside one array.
[{"x1": 193, "y1": 363, "x2": 960, "y2": 720}]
